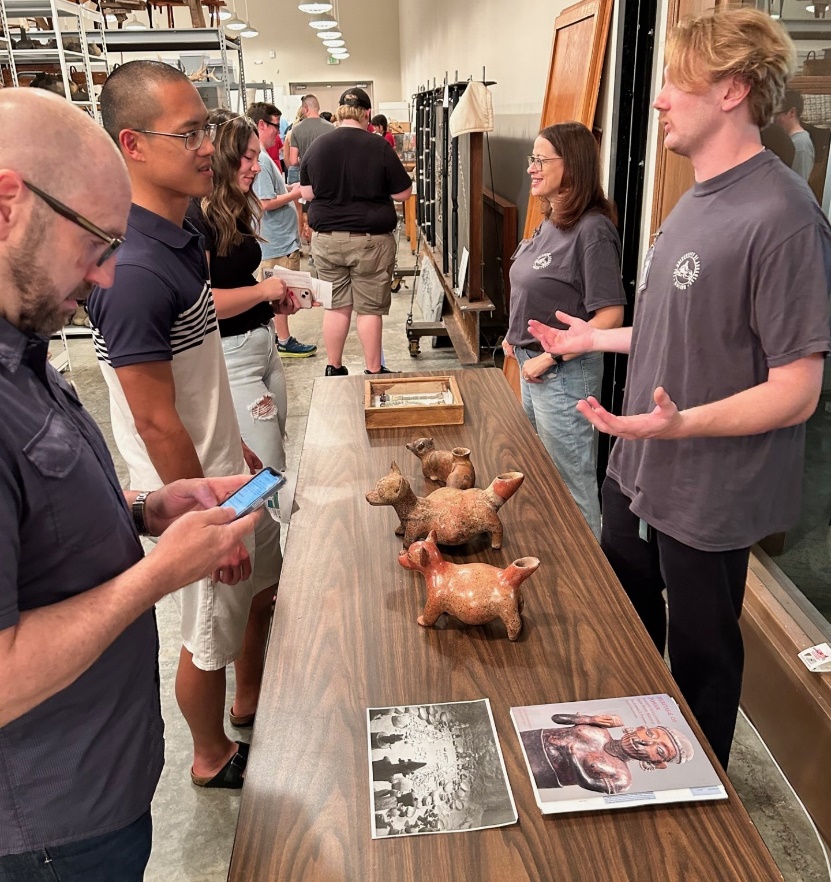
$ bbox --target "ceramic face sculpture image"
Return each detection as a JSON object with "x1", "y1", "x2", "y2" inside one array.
[
  {"x1": 405, "y1": 438, "x2": 476, "y2": 490},
  {"x1": 365, "y1": 462, "x2": 524, "y2": 548},
  {"x1": 398, "y1": 531, "x2": 539, "y2": 640}
]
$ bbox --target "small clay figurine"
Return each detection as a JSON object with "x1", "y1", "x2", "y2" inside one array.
[
  {"x1": 406, "y1": 438, "x2": 476, "y2": 490},
  {"x1": 399, "y1": 531, "x2": 539, "y2": 640},
  {"x1": 365, "y1": 462, "x2": 524, "y2": 548}
]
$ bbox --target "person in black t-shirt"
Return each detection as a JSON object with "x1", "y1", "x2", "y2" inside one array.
[
  {"x1": 300, "y1": 88, "x2": 412, "y2": 376},
  {"x1": 187, "y1": 110, "x2": 300, "y2": 473}
]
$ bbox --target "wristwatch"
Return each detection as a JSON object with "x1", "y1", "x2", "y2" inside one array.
[
  {"x1": 549, "y1": 352, "x2": 565, "y2": 365},
  {"x1": 132, "y1": 491, "x2": 152, "y2": 537}
]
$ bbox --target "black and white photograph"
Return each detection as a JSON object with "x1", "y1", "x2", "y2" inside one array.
[{"x1": 366, "y1": 698, "x2": 517, "y2": 838}]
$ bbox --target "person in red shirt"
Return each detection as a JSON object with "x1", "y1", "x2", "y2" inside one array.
[
  {"x1": 371, "y1": 114, "x2": 396, "y2": 148},
  {"x1": 263, "y1": 107, "x2": 284, "y2": 173}
]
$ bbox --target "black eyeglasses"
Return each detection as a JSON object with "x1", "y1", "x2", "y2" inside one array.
[
  {"x1": 134, "y1": 124, "x2": 219, "y2": 151},
  {"x1": 262, "y1": 119, "x2": 281, "y2": 130},
  {"x1": 24, "y1": 180, "x2": 125, "y2": 267}
]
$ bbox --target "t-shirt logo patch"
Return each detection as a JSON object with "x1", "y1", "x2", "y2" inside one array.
[
  {"x1": 672, "y1": 252, "x2": 701, "y2": 290},
  {"x1": 533, "y1": 253, "x2": 553, "y2": 270}
]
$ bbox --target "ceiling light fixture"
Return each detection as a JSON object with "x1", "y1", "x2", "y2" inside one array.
[
  {"x1": 333, "y1": 52, "x2": 349, "y2": 59},
  {"x1": 238, "y1": 0, "x2": 258, "y2": 36},
  {"x1": 329, "y1": 47, "x2": 347, "y2": 55},
  {"x1": 224, "y1": 0, "x2": 246, "y2": 30},
  {"x1": 218, "y1": 6, "x2": 233, "y2": 21},
  {"x1": 323, "y1": 39, "x2": 345, "y2": 47},
  {"x1": 309, "y1": 18, "x2": 338, "y2": 29},
  {"x1": 298, "y1": 2, "x2": 333, "y2": 12},
  {"x1": 316, "y1": 30, "x2": 341, "y2": 38},
  {"x1": 123, "y1": 12, "x2": 147, "y2": 29}
]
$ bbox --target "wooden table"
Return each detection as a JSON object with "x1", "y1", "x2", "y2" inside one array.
[{"x1": 230, "y1": 369, "x2": 782, "y2": 882}]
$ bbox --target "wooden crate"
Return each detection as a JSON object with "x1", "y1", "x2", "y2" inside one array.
[{"x1": 364, "y1": 375, "x2": 464, "y2": 430}]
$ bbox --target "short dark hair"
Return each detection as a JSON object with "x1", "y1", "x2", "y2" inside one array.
[
  {"x1": 100, "y1": 60, "x2": 192, "y2": 144},
  {"x1": 247, "y1": 101, "x2": 281, "y2": 125},
  {"x1": 371, "y1": 114, "x2": 388, "y2": 131},
  {"x1": 320, "y1": 111, "x2": 333, "y2": 122},
  {"x1": 781, "y1": 89, "x2": 804, "y2": 118},
  {"x1": 538, "y1": 122, "x2": 616, "y2": 231}
]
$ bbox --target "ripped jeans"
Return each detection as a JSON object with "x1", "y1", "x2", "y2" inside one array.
[{"x1": 222, "y1": 322, "x2": 287, "y2": 471}]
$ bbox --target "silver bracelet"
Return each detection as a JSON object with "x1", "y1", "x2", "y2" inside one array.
[{"x1": 132, "y1": 491, "x2": 152, "y2": 537}]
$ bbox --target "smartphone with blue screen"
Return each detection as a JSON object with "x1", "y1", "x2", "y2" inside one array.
[{"x1": 220, "y1": 467, "x2": 286, "y2": 519}]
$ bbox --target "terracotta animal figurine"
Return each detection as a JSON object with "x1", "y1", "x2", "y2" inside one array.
[
  {"x1": 399, "y1": 531, "x2": 539, "y2": 640},
  {"x1": 406, "y1": 438, "x2": 476, "y2": 490},
  {"x1": 365, "y1": 462, "x2": 524, "y2": 548}
]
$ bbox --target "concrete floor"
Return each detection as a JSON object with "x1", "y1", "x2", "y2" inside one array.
[{"x1": 57, "y1": 264, "x2": 830, "y2": 881}]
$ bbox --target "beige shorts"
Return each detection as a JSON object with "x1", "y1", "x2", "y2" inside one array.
[
  {"x1": 260, "y1": 252, "x2": 301, "y2": 275},
  {"x1": 171, "y1": 509, "x2": 282, "y2": 671},
  {"x1": 311, "y1": 230, "x2": 396, "y2": 315}
]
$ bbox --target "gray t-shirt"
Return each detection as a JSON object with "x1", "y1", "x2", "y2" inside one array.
[
  {"x1": 254, "y1": 150, "x2": 300, "y2": 259},
  {"x1": 791, "y1": 130, "x2": 815, "y2": 181},
  {"x1": 608, "y1": 150, "x2": 831, "y2": 551},
  {"x1": 290, "y1": 116, "x2": 333, "y2": 161},
  {"x1": 506, "y1": 212, "x2": 626, "y2": 348}
]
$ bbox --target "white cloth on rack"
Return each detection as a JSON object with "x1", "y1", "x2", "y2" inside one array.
[{"x1": 449, "y1": 82, "x2": 494, "y2": 137}]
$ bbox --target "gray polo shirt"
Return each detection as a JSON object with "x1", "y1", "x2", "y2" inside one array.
[
  {"x1": 290, "y1": 116, "x2": 333, "y2": 161},
  {"x1": 0, "y1": 319, "x2": 163, "y2": 854},
  {"x1": 608, "y1": 150, "x2": 831, "y2": 551}
]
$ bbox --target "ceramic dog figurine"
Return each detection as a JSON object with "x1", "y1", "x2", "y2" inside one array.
[
  {"x1": 365, "y1": 462, "x2": 524, "y2": 548},
  {"x1": 399, "y1": 531, "x2": 539, "y2": 640},
  {"x1": 405, "y1": 438, "x2": 476, "y2": 490}
]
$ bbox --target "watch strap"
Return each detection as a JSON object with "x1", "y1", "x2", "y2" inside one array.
[
  {"x1": 550, "y1": 352, "x2": 565, "y2": 365},
  {"x1": 132, "y1": 491, "x2": 152, "y2": 536}
]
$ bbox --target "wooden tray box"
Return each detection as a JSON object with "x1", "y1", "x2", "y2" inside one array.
[{"x1": 364, "y1": 376, "x2": 464, "y2": 429}]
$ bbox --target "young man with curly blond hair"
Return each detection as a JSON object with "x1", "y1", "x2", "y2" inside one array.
[{"x1": 530, "y1": 8, "x2": 831, "y2": 768}]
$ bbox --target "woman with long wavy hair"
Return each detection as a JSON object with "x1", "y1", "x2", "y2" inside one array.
[
  {"x1": 503, "y1": 122, "x2": 627, "y2": 538},
  {"x1": 187, "y1": 109, "x2": 297, "y2": 474}
]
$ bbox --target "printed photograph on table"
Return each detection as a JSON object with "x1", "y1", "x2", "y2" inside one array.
[
  {"x1": 367, "y1": 698, "x2": 517, "y2": 838},
  {"x1": 511, "y1": 693, "x2": 727, "y2": 815}
]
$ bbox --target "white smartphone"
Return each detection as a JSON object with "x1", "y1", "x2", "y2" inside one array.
[
  {"x1": 290, "y1": 287, "x2": 314, "y2": 309},
  {"x1": 220, "y1": 467, "x2": 286, "y2": 519}
]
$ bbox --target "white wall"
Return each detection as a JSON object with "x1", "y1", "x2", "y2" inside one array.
[
  {"x1": 398, "y1": 0, "x2": 622, "y2": 231},
  {"x1": 112, "y1": 0, "x2": 403, "y2": 107}
]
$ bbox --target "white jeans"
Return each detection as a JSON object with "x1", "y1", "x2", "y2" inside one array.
[{"x1": 221, "y1": 322, "x2": 287, "y2": 471}]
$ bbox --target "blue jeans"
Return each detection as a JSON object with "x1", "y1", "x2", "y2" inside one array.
[
  {"x1": 222, "y1": 322, "x2": 287, "y2": 471},
  {"x1": 514, "y1": 347, "x2": 604, "y2": 539},
  {"x1": 0, "y1": 810, "x2": 151, "y2": 882}
]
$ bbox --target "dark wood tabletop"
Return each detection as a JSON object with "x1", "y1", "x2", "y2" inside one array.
[{"x1": 229, "y1": 368, "x2": 782, "y2": 882}]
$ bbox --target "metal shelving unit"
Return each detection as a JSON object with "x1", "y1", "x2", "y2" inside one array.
[
  {"x1": 0, "y1": 0, "x2": 106, "y2": 119},
  {"x1": 102, "y1": 28, "x2": 245, "y2": 111}
]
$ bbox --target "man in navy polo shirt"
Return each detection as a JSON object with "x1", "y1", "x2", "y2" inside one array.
[
  {"x1": 88, "y1": 61, "x2": 283, "y2": 790},
  {"x1": 0, "y1": 90, "x2": 259, "y2": 880}
]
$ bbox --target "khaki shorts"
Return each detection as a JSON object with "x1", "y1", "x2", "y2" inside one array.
[
  {"x1": 171, "y1": 508, "x2": 282, "y2": 671},
  {"x1": 260, "y1": 252, "x2": 301, "y2": 275},
  {"x1": 311, "y1": 230, "x2": 396, "y2": 315}
]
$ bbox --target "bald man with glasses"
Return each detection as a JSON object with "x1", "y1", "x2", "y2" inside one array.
[{"x1": 0, "y1": 89, "x2": 259, "y2": 881}]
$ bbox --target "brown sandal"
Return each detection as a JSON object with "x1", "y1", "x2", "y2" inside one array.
[
  {"x1": 190, "y1": 741, "x2": 249, "y2": 788},
  {"x1": 229, "y1": 707, "x2": 256, "y2": 728}
]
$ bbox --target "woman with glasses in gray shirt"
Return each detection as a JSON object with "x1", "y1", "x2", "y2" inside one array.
[{"x1": 503, "y1": 122, "x2": 626, "y2": 538}]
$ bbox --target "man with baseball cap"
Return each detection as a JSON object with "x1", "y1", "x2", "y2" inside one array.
[{"x1": 300, "y1": 87, "x2": 412, "y2": 376}]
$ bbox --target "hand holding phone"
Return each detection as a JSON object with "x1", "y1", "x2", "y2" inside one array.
[{"x1": 220, "y1": 467, "x2": 286, "y2": 519}]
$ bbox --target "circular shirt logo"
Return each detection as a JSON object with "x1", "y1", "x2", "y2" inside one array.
[
  {"x1": 673, "y1": 252, "x2": 700, "y2": 290},
  {"x1": 533, "y1": 253, "x2": 553, "y2": 270}
]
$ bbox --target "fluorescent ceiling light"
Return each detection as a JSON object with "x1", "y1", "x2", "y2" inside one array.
[
  {"x1": 309, "y1": 18, "x2": 338, "y2": 29},
  {"x1": 298, "y1": 2, "x2": 333, "y2": 12},
  {"x1": 323, "y1": 39, "x2": 345, "y2": 47},
  {"x1": 240, "y1": 21, "x2": 258, "y2": 37},
  {"x1": 225, "y1": 15, "x2": 246, "y2": 29},
  {"x1": 123, "y1": 13, "x2": 146, "y2": 29},
  {"x1": 316, "y1": 30, "x2": 341, "y2": 38}
]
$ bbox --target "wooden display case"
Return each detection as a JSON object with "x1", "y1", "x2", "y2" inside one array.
[{"x1": 364, "y1": 375, "x2": 464, "y2": 430}]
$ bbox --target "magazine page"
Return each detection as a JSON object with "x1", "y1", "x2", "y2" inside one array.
[
  {"x1": 366, "y1": 698, "x2": 517, "y2": 838},
  {"x1": 510, "y1": 694, "x2": 727, "y2": 815}
]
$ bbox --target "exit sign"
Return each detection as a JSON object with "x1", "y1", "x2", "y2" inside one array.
[{"x1": 326, "y1": 56, "x2": 340, "y2": 65}]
